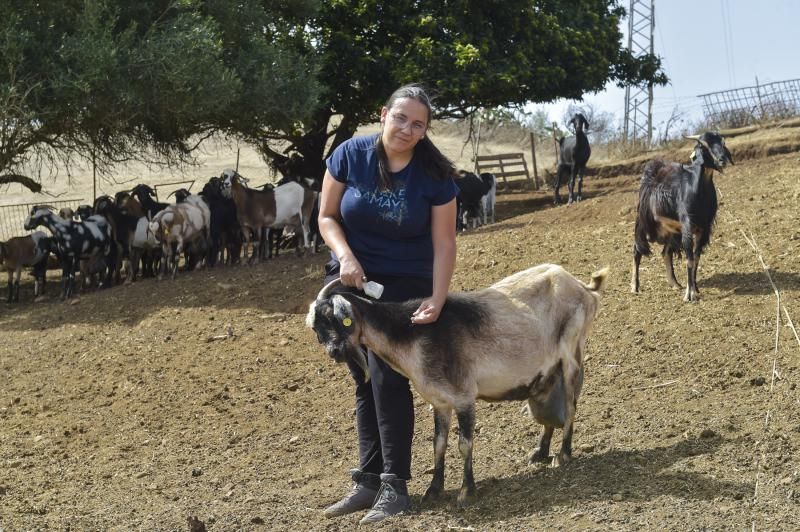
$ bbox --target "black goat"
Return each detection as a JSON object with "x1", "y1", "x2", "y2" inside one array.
[
  {"x1": 93, "y1": 195, "x2": 139, "y2": 284},
  {"x1": 201, "y1": 177, "x2": 242, "y2": 266},
  {"x1": 631, "y1": 132, "x2": 734, "y2": 302},
  {"x1": 554, "y1": 113, "x2": 591, "y2": 204},
  {"x1": 130, "y1": 184, "x2": 169, "y2": 219},
  {"x1": 455, "y1": 170, "x2": 493, "y2": 230}
]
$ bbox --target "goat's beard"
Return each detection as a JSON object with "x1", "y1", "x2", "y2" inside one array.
[{"x1": 329, "y1": 342, "x2": 370, "y2": 381}]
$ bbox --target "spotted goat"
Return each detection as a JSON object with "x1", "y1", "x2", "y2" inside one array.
[{"x1": 23, "y1": 206, "x2": 116, "y2": 299}]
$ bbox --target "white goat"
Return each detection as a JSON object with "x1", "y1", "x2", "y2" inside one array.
[
  {"x1": 306, "y1": 263, "x2": 608, "y2": 507},
  {"x1": 148, "y1": 194, "x2": 210, "y2": 279}
]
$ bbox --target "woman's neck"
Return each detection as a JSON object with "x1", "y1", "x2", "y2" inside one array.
[{"x1": 382, "y1": 137, "x2": 414, "y2": 173}]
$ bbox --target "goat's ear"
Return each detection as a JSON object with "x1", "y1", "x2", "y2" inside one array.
[
  {"x1": 724, "y1": 146, "x2": 735, "y2": 165},
  {"x1": 305, "y1": 301, "x2": 317, "y2": 329},
  {"x1": 332, "y1": 295, "x2": 353, "y2": 323}
]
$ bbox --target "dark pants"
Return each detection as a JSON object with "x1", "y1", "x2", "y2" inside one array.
[{"x1": 324, "y1": 261, "x2": 432, "y2": 480}]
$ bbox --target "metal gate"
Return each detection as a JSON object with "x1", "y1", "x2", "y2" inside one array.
[{"x1": 0, "y1": 199, "x2": 85, "y2": 241}]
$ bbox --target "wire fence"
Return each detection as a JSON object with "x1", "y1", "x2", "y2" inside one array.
[
  {"x1": 0, "y1": 199, "x2": 85, "y2": 241},
  {"x1": 699, "y1": 78, "x2": 800, "y2": 128}
]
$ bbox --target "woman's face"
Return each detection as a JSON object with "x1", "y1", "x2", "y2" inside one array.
[{"x1": 380, "y1": 97, "x2": 429, "y2": 155}]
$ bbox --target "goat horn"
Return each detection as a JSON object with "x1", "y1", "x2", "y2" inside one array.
[
  {"x1": 684, "y1": 135, "x2": 701, "y2": 141},
  {"x1": 317, "y1": 278, "x2": 342, "y2": 301}
]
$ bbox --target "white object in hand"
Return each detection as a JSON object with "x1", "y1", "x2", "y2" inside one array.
[{"x1": 363, "y1": 281, "x2": 384, "y2": 299}]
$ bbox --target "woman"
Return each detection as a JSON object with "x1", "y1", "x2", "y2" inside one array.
[{"x1": 318, "y1": 84, "x2": 458, "y2": 524}]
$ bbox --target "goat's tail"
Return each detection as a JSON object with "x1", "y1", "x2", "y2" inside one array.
[{"x1": 587, "y1": 266, "x2": 610, "y2": 293}]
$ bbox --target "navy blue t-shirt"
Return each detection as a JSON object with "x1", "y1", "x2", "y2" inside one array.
[{"x1": 326, "y1": 134, "x2": 458, "y2": 278}]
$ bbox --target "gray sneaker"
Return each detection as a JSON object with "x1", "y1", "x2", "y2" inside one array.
[
  {"x1": 359, "y1": 473, "x2": 411, "y2": 525},
  {"x1": 323, "y1": 469, "x2": 380, "y2": 518}
]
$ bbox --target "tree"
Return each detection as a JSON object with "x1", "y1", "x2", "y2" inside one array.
[
  {"x1": 0, "y1": 0, "x2": 319, "y2": 192},
  {"x1": 246, "y1": 0, "x2": 668, "y2": 182}
]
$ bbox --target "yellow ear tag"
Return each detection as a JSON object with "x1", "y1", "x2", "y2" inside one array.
[{"x1": 342, "y1": 318, "x2": 352, "y2": 327}]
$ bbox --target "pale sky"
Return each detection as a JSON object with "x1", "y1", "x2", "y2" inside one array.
[{"x1": 534, "y1": 0, "x2": 800, "y2": 133}]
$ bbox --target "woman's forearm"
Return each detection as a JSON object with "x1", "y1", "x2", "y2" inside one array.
[{"x1": 431, "y1": 235, "x2": 456, "y2": 304}]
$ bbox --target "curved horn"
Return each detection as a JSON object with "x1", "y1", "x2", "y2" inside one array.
[
  {"x1": 166, "y1": 190, "x2": 176, "y2": 199},
  {"x1": 317, "y1": 278, "x2": 343, "y2": 301}
]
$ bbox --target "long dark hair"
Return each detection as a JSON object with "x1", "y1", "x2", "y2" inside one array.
[{"x1": 375, "y1": 84, "x2": 455, "y2": 191}]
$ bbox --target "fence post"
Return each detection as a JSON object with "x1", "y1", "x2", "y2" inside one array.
[
  {"x1": 92, "y1": 150, "x2": 97, "y2": 203},
  {"x1": 529, "y1": 131, "x2": 540, "y2": 190}
]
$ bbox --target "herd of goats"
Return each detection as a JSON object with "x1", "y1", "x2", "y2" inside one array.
[
  {"x1": 0, "y1": 121, "x2": 736, "y2": 505},
  {"x1": 0, "y1": 118, "x2": 732, "y2": 307}
]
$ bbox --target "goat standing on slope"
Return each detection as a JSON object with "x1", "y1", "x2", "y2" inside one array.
[
  {"x1": 148, "y1": 194, "x2": 210, "y2": 280},
  {"x1": 554, "y1": 113, "x2": 591, "y2": 205},
  {"x1": 0, "y1": 232, "x2": 52, "y2": 302},
  {"x1": 631, "y1": 132, "x2": 733, "y2": 302},
  {"x1": 221, "y1": 169, "x2": 312, "y2": 263},
  {"x1": 307, "y1": 263, "x2": 607, "y2": 507},
  {"x1": 23, "y1": 206, "x2": 116, "y2": 299}
]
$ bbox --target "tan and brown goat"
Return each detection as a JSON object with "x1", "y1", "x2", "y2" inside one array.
[
  {"x1": 306, "y1": 263, "x2": 608, "y2": 507},
  {"x1": 0, "y1": 232, "x2": 57, "y2": 302}
]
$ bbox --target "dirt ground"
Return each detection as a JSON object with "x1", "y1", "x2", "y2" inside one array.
[{"x1": 2, "y1": 137, "x2": 800, "y2": 531}]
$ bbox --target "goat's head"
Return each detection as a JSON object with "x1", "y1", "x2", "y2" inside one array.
[
  {"x1": 23, "y1": 205, "x2": 54, "y2": 230},
  {"x1": 202, "y1": 176, "x2": 224, "y2": 198},
  {"x1": 130, "y1": 184, "x2": 157, "y2": 201},
  {"x1": 115, "y1": 191, "x2": 143, "y2": 217},
  {"x1": 76, "y1": 204, "x2": 94, "y2": 221},
  {"x1": 686, "y1": 132, "x2": 734, "y2": 171},
  {"x1": 58, "y1": 207, "x2": 75, "y2": 220},
  {"x1": 570, "y1": 113, "x2": 589, "y2": 133},
  {"x1": 305, "y1": 278, "x2": 369, "y2": 377},
  {"x1": 220, "y1": 168, "x2": 247, "y2": 198},
  {"x1": 93, "y1": 195, "x2": 115, "y2": 214},
  {"x1": 169, "y1": 188, "x2": 192, "y2": 203}
]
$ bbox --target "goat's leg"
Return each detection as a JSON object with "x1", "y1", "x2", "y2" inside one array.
[
  {"x1": 631, "y1": 244, "x2": 642, "y2": 293},
  {"x1": 554, "y1": 368, "x2": 580, "y2": 467},
  {"x1": 62, "y1": 257, "x2": 74, "y2": 299},
  {"x1": 529, "y1": 424, "x2": 554, "y2": 464},
  {"x1": 692, "y1": 238, "x2": 703, "y2": 296},
  {"x1": 553, "y1": 169, "x2": 563, "y2": 204},
  {"x1": 576, "y1": 167, "x2": 585, "y2": 202},
  {"x1": 13, "y1": 267, "x2": 21, "y2": 302},
  {"x1": 172, "y1": 239, "x2": 183, "y2": 280},
  {"x1": 250, "y1": 228, "x2": 262, "y2": 264},
  {"x1": 567, "y1": 166, "x2": 577, "y2": 205},
  {"x1": 423, "y1": 406, "x2": 452, "y2": 502},
  {"x1": 662, "y1": 246, "x2": 681, "y2": 289},
  {"x1": 681, "y1": 221, "x2": 697, "y2": 302},
  {"x1": 456, "y1": 404, "x2": 477, "y2": 507},
  {"x1": 6, "y1": 271, "x2": 12, "y2": 302}
]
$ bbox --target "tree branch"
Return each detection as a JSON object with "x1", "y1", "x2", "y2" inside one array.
[{"x1": 0, "y1": 173, "x2": 42, "y2": 192}]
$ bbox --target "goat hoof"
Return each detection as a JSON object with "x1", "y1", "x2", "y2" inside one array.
[
  {"x1": 529, "y1": 448, "x2": 550, "y2": 464},
  {"x1": 422, "y1": 485, "x2": 442, "y2": 502},
  {"x1": 457, "y1": 487, "x2": 476, "y2": 508},
  {"x1": 551, "y1": 452, "x2": 571, "y2": 468}
]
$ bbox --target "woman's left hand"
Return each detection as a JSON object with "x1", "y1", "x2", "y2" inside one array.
[{"x1": 411, "y1": 297, "x2": 444, "y2": 324}]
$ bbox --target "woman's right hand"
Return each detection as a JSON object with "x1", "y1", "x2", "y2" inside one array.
[{"x1": 338, "y1": 252, "x2": 366, "y2": 290}]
